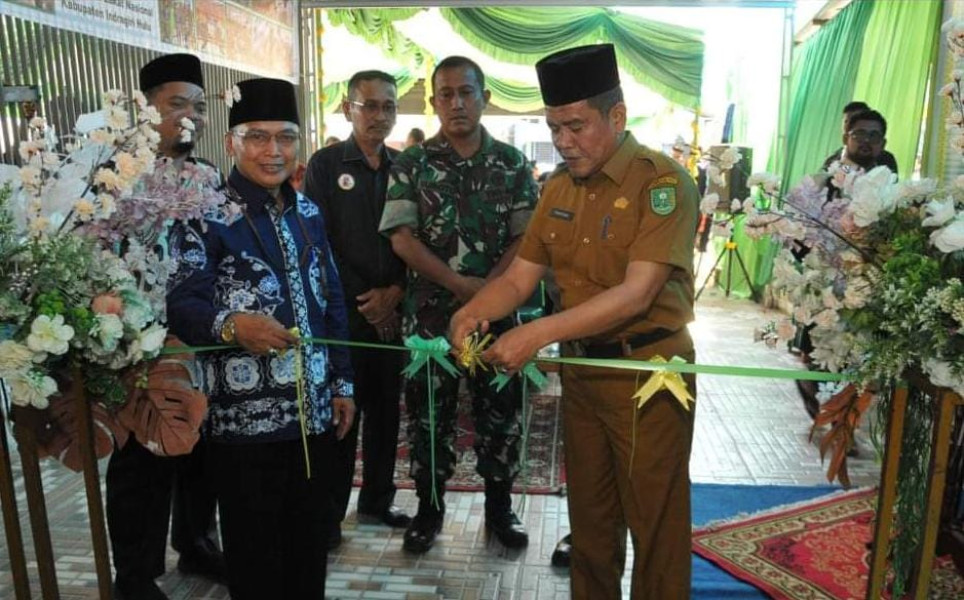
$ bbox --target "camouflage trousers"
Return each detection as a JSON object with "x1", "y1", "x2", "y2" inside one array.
[{"x1": 403, "y1": 312, "x2": 523, "y2": 492}]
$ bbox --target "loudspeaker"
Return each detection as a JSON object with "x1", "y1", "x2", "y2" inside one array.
[{"x1": 705, "y1": 145, "x2": 753, "y2": 210}]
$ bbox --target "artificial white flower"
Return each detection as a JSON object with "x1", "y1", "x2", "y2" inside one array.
[
  {"x1": 88, "y1": 129, "x2": 116, "y2": 146},
  {"x1": 843, "y1": 277, "x2": 871, "y2": 309},
  {"x1": 923, "y1": 359, "x2": 964, "y2": 397},
  {"x1": 931, "y1": 216, "x2": 964, "y2": 253},
  {"x1": 0, "y1": 340, "x2": 35, "y2": 377},
  {"x1": 729, "y1": 198, "x2": 742, "y2": 212},
  {"x1": 699, "y1": 192, "x2": 719, "y2": 214},
  {"x1": 717, "y1": 147, "x2": 742, "y2": 171},
  {"x1": 140, "y1": 105, "x2": 162, "y2": 126},
  {"x1": 132, "y1": 89, "x2": 148, "y2": 109},
  {"x1": 102, "y1": 90, "x2": 125, "y2": 105},
  {"x1": 115, "y1": 151, "x2": 141, "y2": 180},
  {"x1": 847, "y1": 166, "x2": 898, "y2": 227},
  {"x1": 73, "y1": 199, "x2": 96, "y2": 222},
  {"x1": 223, "y1": 85, "x2": 242, "y2": 107},
  {"x1": 7, "y1": 371, "x2": 58, "y2": 409},
  {"x1": 26, "y1": 314, "x2": 75, "y2": 356},
  {"x1": 94, "y1": 168, "x2": 122, "y2": 191},
  {"x1": 897, "y1": 178, "x2": 938, "y2": 202},
  {"x1": 105, "y1": 106, "x2": 130, "y2": 130},
  {"x1": 921, "y1": 196, "x2": 956, "y2": 228},
  {"x1": 708, "y1": 165, "x2": 725, "y2": 186},
  {"x1": 748, "y1": 172, "x2": 781, "y2": 195},
  {"x1": 138, "y1": 324, "x2": 168, "y2": 356},
  {"x1": 93, "y1": 313, "x2": 124, "y2": 352}
]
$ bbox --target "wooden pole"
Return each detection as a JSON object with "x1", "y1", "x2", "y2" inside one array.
[
  {"x1": 70, "y1": 365, "x2": 113, "y2": 600},
  {"x1": 0, "y1": 390, "x2": 32, "y2": 600},
  {"x1": 867, "y1": 385, "x2": 909, "y2": 600},
  {"x1": 12, "y1": 406, "x2": 60, "y2": 600},
  {"x1": 911, "y1": 390, "x2": 962, "y2": 599}
]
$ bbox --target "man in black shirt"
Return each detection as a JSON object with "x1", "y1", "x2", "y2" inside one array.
[
  {"x1": 821, "y1": 101, "x2": 898, "y2": 176},
  {"x1": 304, "y1": 70, "x2": 411, "y2": 546}
]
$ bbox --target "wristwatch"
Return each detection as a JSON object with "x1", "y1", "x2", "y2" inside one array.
[{"x1": 220, "y1": 314, "x2": 237, "y2": 344}]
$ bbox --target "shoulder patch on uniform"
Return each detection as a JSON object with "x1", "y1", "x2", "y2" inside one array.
[
  {"x1": 613, "y1": 197, "x2": 629, "y2": 209},
  {"x1": 650, "y1": 187, "x2": 677, "y2": 216},
  {"x1": 647, "y1": 175, "x2": 678, "y2": 189}
]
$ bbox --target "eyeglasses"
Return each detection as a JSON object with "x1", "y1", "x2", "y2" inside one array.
[
  {"x1": 848, "y1": 129, "x2": 883, "y2": 143},
  {"x1": 349, "y1": 100, "x2": 398, "y2": 116},
  {"x1": 233, "y1": 129, "x2": 300, "y2": 148}
]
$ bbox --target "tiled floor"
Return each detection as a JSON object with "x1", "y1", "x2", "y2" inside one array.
[{"x1": 0, "y1": 292, "x2": 880, "y2": 599}]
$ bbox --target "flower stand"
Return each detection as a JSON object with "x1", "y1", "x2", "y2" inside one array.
[
  {"x1": 868, "y1": 379, "x2": 964, "y2": 599},
  {"x1": 1, "y1": 366, "x2": 114, "y2": 600}
]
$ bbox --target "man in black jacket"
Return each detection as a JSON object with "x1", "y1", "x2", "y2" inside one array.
[{"x1": 303, "y1": 70, "x2": 411, "y2": 548}]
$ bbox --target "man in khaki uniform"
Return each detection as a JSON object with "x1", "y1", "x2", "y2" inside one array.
[{"x1": 450, "y1": 44, "x2": 699, "y2": 598}]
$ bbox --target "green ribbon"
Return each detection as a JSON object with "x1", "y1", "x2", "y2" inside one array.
[
  {"x1": 160, "y1": 337, "x2": 848, "y2": 382},
  {"x1": 399, "y1": 335, "x2": 459, "y2": 510},
  {"x1": 490, "y1": 361, "x2": 549, "y2": 393},
  {"x1": 400, "y1": 335, "x2": 460, "y2": 379}
]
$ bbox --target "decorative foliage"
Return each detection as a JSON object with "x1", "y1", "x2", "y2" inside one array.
[{"x1": 0, "y1": 90, "x2": 226, "y2": 428}]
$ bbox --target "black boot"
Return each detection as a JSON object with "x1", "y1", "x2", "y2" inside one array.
[
  {"x1": 484, "y1": 479, "x2": 528, "y2": 549},
  {"x1": 403, "y1": 487, "x2": 444, "y2": 554}
]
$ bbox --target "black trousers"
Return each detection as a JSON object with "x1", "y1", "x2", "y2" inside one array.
[
  {"x1": 331, "y1": 341, "x2": 404, "y2": 520},
  {"x1": 106, "y1": 437, "x2": 218, "y2": 584},
  {"x1": 210, "y1": 434, "x2": 335, "y2": 600}
]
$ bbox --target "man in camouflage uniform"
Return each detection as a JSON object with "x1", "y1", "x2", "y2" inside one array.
[{"x1": 379, "y1": 55, "x2": 538, "y2": 554}]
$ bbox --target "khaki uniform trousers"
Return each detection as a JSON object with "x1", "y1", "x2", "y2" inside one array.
[{"x1": 563, "y1": 332, "x2": 696, "y2": 599}]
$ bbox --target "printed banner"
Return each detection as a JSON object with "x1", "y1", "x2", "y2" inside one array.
[{"x1": 2, "y1": 0, "x2": 298, "y2": 80}]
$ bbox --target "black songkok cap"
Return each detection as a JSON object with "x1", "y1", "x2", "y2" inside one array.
[
  {"x1": 536, "y1": 44, "x2": 620, "y2": 107},
  {"x1": 229, "y1": 78, "x2": 300, "y2": 128},
  {"x1": 139, "y1": 53, "x2": 204, "y2": 92}
]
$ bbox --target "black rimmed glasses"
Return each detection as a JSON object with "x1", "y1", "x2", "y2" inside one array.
[
  {"x1": 847, "y1": 129, "x2": 884, "y2": 144},
  {"x1": 349, "y1": 100, "x2": 398, "y2": 116}
]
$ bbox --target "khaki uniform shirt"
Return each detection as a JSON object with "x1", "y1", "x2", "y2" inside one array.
[{"x1": 517, "y1": 133, "x2": 698, "y2": 344}]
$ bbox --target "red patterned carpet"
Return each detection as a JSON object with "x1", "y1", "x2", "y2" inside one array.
[
  {"x1": 692, "y1": 487, "x2": 964, "y2": 599},
  {"x1": 354, "y1": 393, "x2": 566, "y2": 494}
]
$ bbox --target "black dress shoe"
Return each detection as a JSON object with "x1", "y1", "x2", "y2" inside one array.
[
  {"x1": 486, "y1": 509, "x2": 529, "y2": 549},
  {"x1": 328, "y1": 523, "x2": 343, "y2": 550},
  {"x1": 177, "y1": 538, "x2": 227, "y2": 584},
  {"x1": 402, "y1": 511, "x2": 443, "y2": 553},
  {"x1": 359, "y1": 505, "x2": 412, "y2": 528},
  {"x1": 551, "y1": 533, "x2": 572, "y2": 568},
  {"x1": 114, "y1": 579, "x2": 169, "y2": 600}
]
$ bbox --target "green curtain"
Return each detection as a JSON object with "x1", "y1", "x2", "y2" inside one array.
[
  {"x1": 851, "y1": 0, "x2": 941, "y2": 178},
  {"x1": 481, "y1": 75, "x2": 545, "y2": 113},
  {"x1": 773, "y1": 0, "x2": 874, "y2": 192},
  {"x1": 439, "y1": 7, "x2": 703, "y2": 110},
  {"x1": 326, "y1": 8, "x2": 427, "y2": 72}
]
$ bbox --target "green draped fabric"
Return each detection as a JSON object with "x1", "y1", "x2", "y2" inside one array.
[
  {"x1": 481, "y1": 75, "x2": 545, "y2": 113},
  {"x1": 439, "y1": 7, "x2": 703, "y2": 110},
  {"x1": 851, "y1": 0, "x2": 941, "y2": 178},
  {"x1": 773, "y1": 0, "x2": 874, "y2": 192},
  {"x1": 326, "y1": 8, "x2": 427, "y2": 71}
]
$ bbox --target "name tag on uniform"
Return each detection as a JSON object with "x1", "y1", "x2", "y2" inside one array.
[{"x1": 549, "y1": 208, "x2": 574, "y2": 221}]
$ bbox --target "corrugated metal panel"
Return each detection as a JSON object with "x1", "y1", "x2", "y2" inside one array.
[{"x1": 0, "y1": 13, "x2": 306, "y2": 175}]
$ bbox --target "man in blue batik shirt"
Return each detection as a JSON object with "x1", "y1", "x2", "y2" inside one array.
[{"x1": 167, "y1": 77, "x2": 354, "y2": 600}]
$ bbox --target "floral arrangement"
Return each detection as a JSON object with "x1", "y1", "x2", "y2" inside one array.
[
  {"x1": 0, "y1": 89, "x2": 229, "y2": 414},
  {"x1": 693, "y1": 19, "x2": 964, "y2": 592}
]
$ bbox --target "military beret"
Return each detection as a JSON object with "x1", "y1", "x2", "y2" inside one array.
[{"x1": 536, "y1": 44, "x2": 620, "y2": 107}]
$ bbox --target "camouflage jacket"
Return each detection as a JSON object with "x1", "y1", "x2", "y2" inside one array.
[{"x1": 379, "y1": 128, "x2": 537, "y2": 322}]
